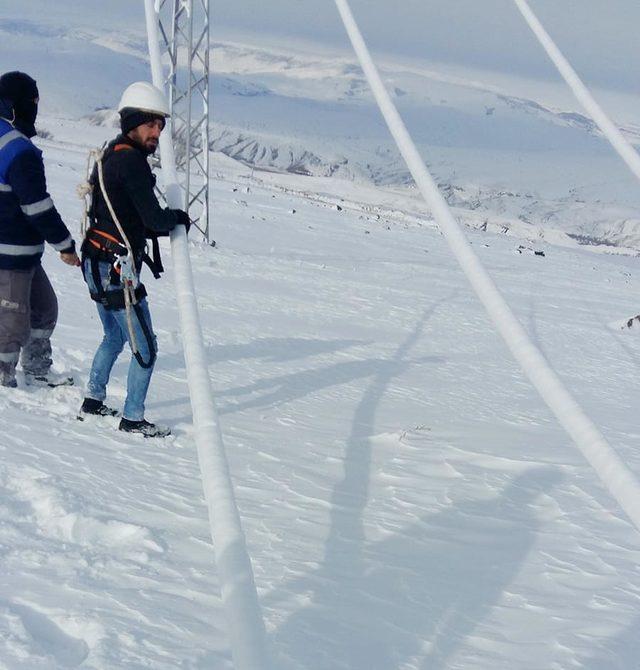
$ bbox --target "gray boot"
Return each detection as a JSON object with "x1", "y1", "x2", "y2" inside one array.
[
  {"x1": 0, "y1": 357, "x2": 18, "y2": 388},
  {"x1": 21, "y1": 333, "x2": 53, "y2": 378}
]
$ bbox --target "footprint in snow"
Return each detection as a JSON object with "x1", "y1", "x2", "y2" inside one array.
[{"x1": 3, "y1": 466, "x2": 163, "y2": 558}]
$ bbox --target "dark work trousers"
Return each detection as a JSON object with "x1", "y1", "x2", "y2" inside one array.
[{"x1": 0, "y1": 265, "x2": 58, "y2": 385}]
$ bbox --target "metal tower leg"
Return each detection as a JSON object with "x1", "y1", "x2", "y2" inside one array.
[{"x1": 156, "y1": 0, "x2": 212, "y2": 243}]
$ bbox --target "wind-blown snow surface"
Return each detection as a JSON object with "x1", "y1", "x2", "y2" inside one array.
[
  {"x1": 2, "y1": 125, "x2": 640, "y2": 668},
  {"x1": 2, "y1": 2, "x2": 640, "y2": 667}
]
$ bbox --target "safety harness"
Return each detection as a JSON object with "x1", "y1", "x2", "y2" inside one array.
[{"x1": 78, "y1": 144, "x2": 160, "y2": 369}]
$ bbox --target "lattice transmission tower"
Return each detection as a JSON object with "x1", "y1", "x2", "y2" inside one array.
[{"x1": 155, "y1": 0, "x2": 212, "y2": 242}]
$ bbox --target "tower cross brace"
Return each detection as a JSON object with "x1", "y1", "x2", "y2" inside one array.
[{"x1": 156, "y1": 0, "x2": 211, "y2": 241}]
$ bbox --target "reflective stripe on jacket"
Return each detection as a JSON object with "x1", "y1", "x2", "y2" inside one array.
[{"x1": 0, "y1": 118, "x2": 73, "y2": 270}]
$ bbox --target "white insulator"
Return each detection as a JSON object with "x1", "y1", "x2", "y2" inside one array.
[
  {"x1": 143, "y1": 1, "x2": 271, "y2": 668},
  {"x1": 334, "y1": 0, "x2": 640, "y2": 533}
]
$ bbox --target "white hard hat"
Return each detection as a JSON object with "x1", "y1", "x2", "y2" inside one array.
[{"x1": 118, "y1": 81, "x2": 170, "y2": 117}]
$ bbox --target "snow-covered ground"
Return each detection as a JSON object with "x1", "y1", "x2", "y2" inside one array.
[
  {"x1": 3, "y1": 1, "x2": 640, "y2": 668},
  {"x1": 1, "y1": 124, "x2": 640, "y2": 667}
]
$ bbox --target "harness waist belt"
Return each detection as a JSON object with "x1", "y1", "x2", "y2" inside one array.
[{"x1": 89, "y1": 283, "x2": 148, "y2": 311}]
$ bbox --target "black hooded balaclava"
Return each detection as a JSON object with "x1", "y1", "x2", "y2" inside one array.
[{"x1": 0, "y1": 71, "x2": 39, "y2": 138}]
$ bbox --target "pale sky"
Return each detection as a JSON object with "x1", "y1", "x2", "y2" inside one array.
[
  {"x1": 1, "y1": 1, "x2": 637, "y2": 94},
  {"x1": 214, "y1": 0, "x2": 640, "y2": 93}
]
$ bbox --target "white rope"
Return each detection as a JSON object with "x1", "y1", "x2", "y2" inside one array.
[
  {"x1": 76, "y1": 181, "x2": 92, "y2": 237},
  {"x1": 512, "y1": 0, "x2": 640, "y2": 185},
  {"x1": 77, "y1": 149, "x2": 101, "y2": 238},
  {"x1": 143, "y1": 1, "x2": 271, "y2": 668},
  {"x1": 333, "y1": 0, "x2": 640, "y2": 531},
  {"x1": 95, "y1": 153, "x2": 136, "y2": 261}
]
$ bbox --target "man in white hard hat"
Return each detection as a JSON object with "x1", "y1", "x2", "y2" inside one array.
[{"x1": 79, "y1": 81, "x2": 190, "y2": 438}]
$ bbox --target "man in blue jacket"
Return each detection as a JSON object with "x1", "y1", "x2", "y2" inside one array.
[{"x1": 0, "y1": 71, "x2": 80, "y2": 388}]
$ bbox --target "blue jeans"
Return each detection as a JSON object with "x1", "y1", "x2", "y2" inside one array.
[{"x1": 83, "y1": 260, "x2": 157, "y2": 421}]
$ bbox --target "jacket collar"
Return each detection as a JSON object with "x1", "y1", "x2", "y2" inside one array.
[{"x1": 113, "y1": 133, "x2": 154, "y2": 156}]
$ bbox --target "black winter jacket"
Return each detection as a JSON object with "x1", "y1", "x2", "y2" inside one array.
[{"x1": 88, "y1": 134, "x2": 179, "y2": 256}]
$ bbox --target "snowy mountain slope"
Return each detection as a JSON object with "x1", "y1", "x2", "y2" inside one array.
[
  {"x1": 213, "y1": 0, "x2": 640, "y2": 97},
  {"x1": 207, "y1": 41, "x2": 640, "y2": 248},
  {"x1": 212, "y1": 40, "x2": 640, "y2": 145},
  {"x1": 209, "y1": 42, "x2": 640, "y2": 203},
  {"x1": 0, "y1": 18, "x2": 150, "y2": 117},
  {"x1": 3, "y1": 3, "x2": 640, "y2": 247},
  {"x1": 2, "y1": 127, "x2": 640, "y2": 667}
]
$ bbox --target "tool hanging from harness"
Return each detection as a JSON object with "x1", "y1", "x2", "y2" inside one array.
[
  {"x1": 78, "y1": 146, "x2": 158, "y2": 370},
  {"x1": 83, "y1": 228, "x2": 148, "y2": 308}
]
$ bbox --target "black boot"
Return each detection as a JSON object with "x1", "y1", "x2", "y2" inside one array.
[
  {"x1": 79, "y1": 397, "x2": 119, "y2": 418},
  {"x1": 25, "y1": 372, "x2": 74, "y2": 388},
  {"x1": 118, "y1": 418, "x2": 171, "y2": 438}
]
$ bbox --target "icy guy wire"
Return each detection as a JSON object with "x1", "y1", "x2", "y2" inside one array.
[
  {"x1": 512, "y1": 0, "x2": 640, "y2": 185},
  {"x1": 333, "y1": 0, "x2": 640, "y2": 532},
  {"x1": 143, "y1": 1, "x2": 271, "y2": 669}
]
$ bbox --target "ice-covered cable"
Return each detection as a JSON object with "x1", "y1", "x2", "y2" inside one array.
[
  {"x1": 333, "y1": 0, "x2": 640, "y2": 531},
  {"x1": 512, "y1": 0, "x2": 640, "y2": 184},
  {"x1": 143, "y1": 1, "x2": 271, "y2": 668}
]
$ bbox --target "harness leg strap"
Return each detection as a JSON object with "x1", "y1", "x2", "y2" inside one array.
[{"x1": 132, "y1": 303, "x2": 157, "y2": 370}]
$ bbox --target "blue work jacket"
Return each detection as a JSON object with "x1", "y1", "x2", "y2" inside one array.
[{"x1": 0, "y1": 117, "x2": 73, "y2": 270}]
